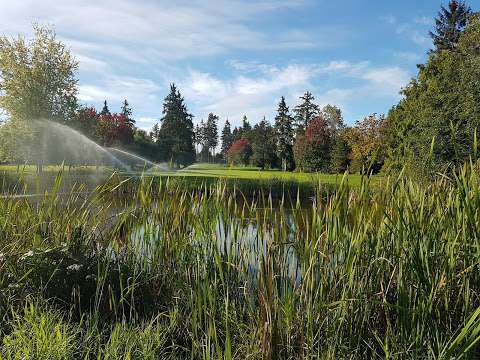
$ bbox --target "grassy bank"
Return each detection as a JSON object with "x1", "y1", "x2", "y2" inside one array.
[{"x1": 0, "y1": 165, "x2": 479, "y2": 358}]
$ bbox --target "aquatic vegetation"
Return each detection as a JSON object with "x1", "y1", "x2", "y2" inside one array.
[{"x1": 0, "y1": 164, "x2": 479, "y2": 358}]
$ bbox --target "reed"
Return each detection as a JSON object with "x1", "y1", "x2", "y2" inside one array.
[{"x1": 0, "y1": 163, "x2": 479, "y2": 359}]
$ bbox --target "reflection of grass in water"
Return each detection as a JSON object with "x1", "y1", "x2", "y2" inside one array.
[{"x1": 0, "y1": 164, "x2": 479, "y2": 358}]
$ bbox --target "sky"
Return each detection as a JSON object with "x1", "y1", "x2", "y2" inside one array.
[{"x1": 0, "y1": 0, "x2": 466, "y2": 131}]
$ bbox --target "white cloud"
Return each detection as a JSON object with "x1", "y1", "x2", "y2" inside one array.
[
  {"x1": 380, "y1": 15, "x2": 397, "y2": 25},
  {"x1": 362, "y1": 67, "x2": 411, "y2": 95},
  {"x1": 414, "y1": 16, "x2": 434, "y2": 26},
  {"x1": 79, "y1": 76, "x2": 161, "y2": 107},
  {"x1": 0, "y1": 0, "x2": 317, "y2": 63},
  {"x1": 177, "y1": 60, "x2": 411, "y2": 126},
  {"x1": 394, "y1": 51, "x2": 422, "y2": 62}
]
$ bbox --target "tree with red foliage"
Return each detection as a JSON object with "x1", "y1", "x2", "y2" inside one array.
[
  {"x1": 227, "y1": 138, "x2": 252, "y2": 166},
  {"x1": 293, "y1": 115, "x2": 332, "y2": 172},
  {"x1": 73, "y1": 106, "x2": 99, "y2": 140},
  {"x1": 97, "y1": 113, "x2": 134, "y2": 147}
]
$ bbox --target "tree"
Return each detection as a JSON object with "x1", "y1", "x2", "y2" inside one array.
[
  {"x1": 346, "y1": 114, "x2": 386, "y2": 174},
  {"x1": 293, "y1": 115, "x2": 332, "y2": 172},
  {"x1": 100, "y1": 100, "x2": 111, "y2": 116},
  {"x1": 430, "y1": 0, "x2": 471, "y2": 51},
  {"x1": 73, "y1": 106, "x2": 99, "y2": 140},
  {"x1": 239, "y1": 115, "x2": 252, "y2": 140},
  {"x1": 150, "y1": 123, "x2": 160, "y2": 142},
  {"x1": 227, "y1": 138, "x2": 252, "y2": 166},
  {"x1": 0, "y1": 120, "x2": 36, "y2": 166},
  {"x1": 194, "y1": 120, "x2": 204, "y2": 157},
  {"x1": 0, "y1": 25, "x2": 78, "y2": 123},
  {"x1": 322, "y1": 104, "x2": 349, "y2": 172},
  {"x1": 97, "y1": 113, "x2": 134, "y2": 147},
  {"x1": 203, "y1": 113, "x2": 219, "y2": 162},
  {"x1": 322, "y1": 105, "x2": 345, "y2": 134},
  {"x1": 330, "y1": 130, "x2": 351, "y2": 173},
  {"x1": 386, "y1": 14, "x2": 480, "y2": 175},
  {"x1": 157, "y1": 84, "x2": 195, "y2": 167},
  {"x1": 120, "y1": 99, "x2": 135, "y2": 126},
  {"x1": 274, "y1": 97, "x2": 295, "y2": 171},
  {"x1": 251, "y1": 118, "x2": 277, "y2": 169},
  {"x1": 220, "y1": 119, "x2": 234, "y2": 159},
  {"x1": 293, "y1": 91, "x2": 320, "y2": 135}
]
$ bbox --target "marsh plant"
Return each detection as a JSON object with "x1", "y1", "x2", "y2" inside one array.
[{"x1": 0, "y1": 165, "x2": 480, "y2": 359}]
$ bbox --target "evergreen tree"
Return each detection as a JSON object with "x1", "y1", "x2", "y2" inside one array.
[
  {"x1": 150, "y1": 123, "x2": 160, "y2": 142},
  {"x1": 294, "y1": 91, "x2": 320, "y2": 135},
  {"x1": 430, "y1": 0, "x2": 471, "y2": 51},
  {"x1": 251, "y1": 118, "x2": 277, "y2": 170},
  {"x1": 220, "y1": 119, "x2": 234, "y2": 159},
  {"x1": 241, "y1": 115, "x2": 252, "y2": 140},
  {"x1": 387, "y1": 14, "x2": 480, "y2": 175},
  {"x1": 274, "y1": 96, "x2": 295, "y2": 171},
  {"x1": 100, "y1": 100, "x2": 110, "y2": 116},
  {"x1": 121, "y1": 99, "x2": 135, "y2": 125},
  {"x1": 157, "y1": 84, "x2": 195, "y2": 167},
  {"x1": 232, "y1": 127, "x2": 241, "y2": 141},
  {"x1": 204, "y1": 113, "x2": 219, "y2": 162}
]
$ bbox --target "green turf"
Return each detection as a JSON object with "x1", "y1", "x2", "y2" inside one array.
[
  {"x1": 158, "y1": 163, "x2": 370, "y2": 187},
  {"x1": 0, "y1": 163, "x2": 374, "y2": 187}
]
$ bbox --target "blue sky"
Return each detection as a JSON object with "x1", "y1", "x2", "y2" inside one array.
[{"x1": 0, "y1": 0, "x2": 460, "y2": 130}]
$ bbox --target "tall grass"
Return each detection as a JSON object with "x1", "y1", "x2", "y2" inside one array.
[{"x1": 0, "y1": 163, "x2": 479, "y2": 359}]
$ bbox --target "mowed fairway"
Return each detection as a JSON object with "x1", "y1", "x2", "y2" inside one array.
[{"x1": 161, "y1": 163, "x2": 371, "y2": 187}]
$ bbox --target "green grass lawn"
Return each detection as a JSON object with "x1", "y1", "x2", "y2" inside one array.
[
  {"x1": 158, "y1": 163, "x2": 373, "y2": 187},
  {"x1": 0, "y1": 163, "x2": 375, "y2": 187}
]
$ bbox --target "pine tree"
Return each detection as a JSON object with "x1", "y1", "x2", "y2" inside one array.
[
  {"x1": 430, "y1": 0, "x2": 471, "y2": 51},
  {"x1": 241, "y1": 115, "x2": 252, "y2": 140},
  {"x1": 150, "y1": 123, "x2": 160, "y2": 142},
  {"x1": 251, "y1": 118, "x2": 277, "y2": 170},
  {"x1": 221, "y1": 119, "x2": 234, "y2": 159},
  {"x1": 157, "y1": 84, "x2": 195, "y2": 167},
  {"x1": 202, "y1": 113, "x2": 219, "y2": 162},
  {"x1": 294, "y1": 91, "x2": 320, "y2": 135},
  {"x1": 274, "y1": 96, "x2": 295, "y2": 171},
  {"x1": 121, "y1": 99, "x2": 135, "y2": 125},
  {"x1": 194, "y1": 121, "x2": 204, "y2": 157},
  {"x1": 100, "y1": 100, "x2": 110, "y2": 116}
]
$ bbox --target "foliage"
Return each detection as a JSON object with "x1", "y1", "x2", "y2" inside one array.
[
  {"x1": 196, "y1": 113, "x2": 219, "y2": 162},
  {"x1": 120, "y1": 99, "x2": 135, "y2": 126},
  {"x1": 386, "y1": 14, "x2": 480, "y2": 175},
  {"x1": 293, "y1": 115, "x2": 332, "y2": 172},
  {"x1": 430, "y1": 0, "x2": 472, "y2": 51},
  {"x1": 97, "y1": 113, "x2": 134, "y2": 147},
  {"x1": 251, "y1": 119, "x2": 277, "y2": 169},
  {"x1": 220, "y1": 119, "x2": 234, "y2": 160},
  {"x1": 346, "y1": 113, "x2": 386, "y2": 174},
  {"x1": 293, "y1": 91, "x2": 320, "y2": 135},
  {"x1": 0, "y1": 120, "x2": 36, "y2": 164},
  {"x1": 72, "y1": 106, "x2": 99, "y2": 140},
  {"x1": 274, "y1": 97, "x2": 295, "y2": 171},
  {"x1": 0, "y1": 25, "x2": 78, "y2": 123},
  {"x1": 227, "y1": 138, "x2": 252, "y2": 166},
  {"x1": 157, "y1": 84, "x2": 195, "y2": 167}
]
